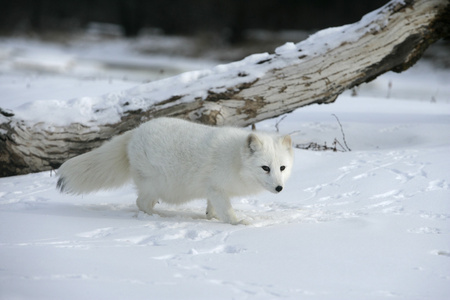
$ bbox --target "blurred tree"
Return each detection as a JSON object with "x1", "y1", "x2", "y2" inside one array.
[
  {"x1": 0, "y1": 0, "x2": 388, "y2": 37},
  {"x1": 118, "y1": 0, "x2": 145, "y2": 37}
]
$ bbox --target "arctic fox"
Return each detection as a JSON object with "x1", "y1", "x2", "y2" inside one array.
[{"x1": 57, "y1": 117, "x2": 294, "y2": 225}]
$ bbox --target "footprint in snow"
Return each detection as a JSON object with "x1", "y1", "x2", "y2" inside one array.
[
  {"x1": 77, "y1": 227, "x2": 116, "y2": 238},
  {"x1": 426, "y1": 179, "x2": 450, "y2": 191},
  {"x1": 115, "y1": 235, "x2": 162, "y2": 246},
  {"x1": 115, "y1": 229, "x2": 220, "y2": 246},
  {"x1": 189, "y1": 244, "x2": 246, "y2": 255},
  {"x1": 431, "y1": 250, "x2": 450, "y2": 257},
  {"x1": 369, "y1": 189, "x2": 405, "y2": 200},
  {"x1": 408, "y1": 227, "x2": 441, "y2": 234}
]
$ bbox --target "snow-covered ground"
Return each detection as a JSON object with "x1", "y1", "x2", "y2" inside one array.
[{"x1": 0, "y1": 34, "x2": 450, "y2": 300}]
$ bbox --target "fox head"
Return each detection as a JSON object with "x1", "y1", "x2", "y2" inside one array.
[{"x1": 241, "y1": 132, "x2": 294, "y2": 194}]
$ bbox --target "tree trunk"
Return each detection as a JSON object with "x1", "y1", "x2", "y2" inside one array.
[{"x1": 1, "y1": 0, "x2": 449, "y2": 177}]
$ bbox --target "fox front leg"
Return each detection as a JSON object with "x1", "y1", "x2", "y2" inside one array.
[{"x1": 206, "y1": 190, "x2": 249, "y2": 225}]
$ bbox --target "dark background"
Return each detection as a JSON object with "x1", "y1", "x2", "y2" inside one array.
[{"x1": 1, "y1": 0, "x2": 388, "y2": 41}]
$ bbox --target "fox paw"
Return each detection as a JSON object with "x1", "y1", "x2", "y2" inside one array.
[{"x1": 206, "y1": 211, "x2": 218, "y2": 220}]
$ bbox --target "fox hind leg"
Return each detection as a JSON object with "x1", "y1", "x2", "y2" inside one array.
[
  {"x1": 132, "y1": 171, "x2": 159, "y2": 215},
  {"x1": 136, "y1": 195, "x2": 158, "y2": 215},
  {"x1": 135, "y1": 184, "x2": 158, "y2": 215},
  {"x1": 206, "y1": 200, "x2": 218, "y2": 220}
]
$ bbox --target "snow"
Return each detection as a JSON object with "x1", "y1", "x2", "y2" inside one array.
[{"x1": 1, "y1": 31, "x2": 450, "y2": 299}]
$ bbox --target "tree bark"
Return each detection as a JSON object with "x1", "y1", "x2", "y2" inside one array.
[{"x1": 1, "y1": 0, "x2": 449, "y2": 177}]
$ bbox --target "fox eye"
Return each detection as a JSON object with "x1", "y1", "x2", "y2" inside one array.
[
  {"x1": 261, "y1": 166, "x2": 270, "y2": 172},
  {"x1": 280, "y1": 166, "x2": 286, "y2": 171}
]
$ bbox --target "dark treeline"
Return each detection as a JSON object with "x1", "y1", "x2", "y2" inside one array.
[{"x1": 1, "y1": 0, "x2": 388, "y2": 41}]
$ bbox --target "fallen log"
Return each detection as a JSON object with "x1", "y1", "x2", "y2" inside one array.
[{"x1": 1, "y1": 0, "x2": 449, "y2": 177}]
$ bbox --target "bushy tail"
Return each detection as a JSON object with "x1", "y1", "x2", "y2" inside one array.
[{"x1": 57, "y1": 131, "x2": 134, "y2": 194}]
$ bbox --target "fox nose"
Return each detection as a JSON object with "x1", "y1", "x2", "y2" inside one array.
[{"x1": 275, "y1": 185, "x2": 283, "y2": 192}]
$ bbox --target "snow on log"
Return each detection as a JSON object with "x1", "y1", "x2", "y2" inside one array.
[{"x1": 1, "y1": 0, "x2": 449, "y2": 177}]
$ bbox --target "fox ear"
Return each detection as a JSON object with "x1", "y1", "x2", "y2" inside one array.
[
  {"x1": 281, "y1": 135, "x2": 292, "y2": 149},
  {"x1": 247, "y1": 133, "x2": 262, "y2": 154}
]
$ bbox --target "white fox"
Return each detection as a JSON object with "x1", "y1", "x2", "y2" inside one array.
[{"x1": 57, "y1": 117, "x2": 294, "y2": 225}]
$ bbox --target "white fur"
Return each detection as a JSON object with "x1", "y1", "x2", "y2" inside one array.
[{"x1": 57, "y1": 117, "x2": 294, "y2": 225}]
